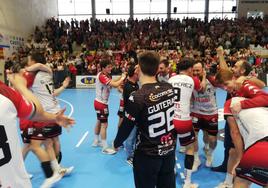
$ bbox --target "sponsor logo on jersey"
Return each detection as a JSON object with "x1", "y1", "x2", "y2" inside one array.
[
  {"x1": 149, "y1": 89, "x2": 173, "y2": 102},
  {"x1": 81, "y1": 77, "x2": 96, "y2": 85}
]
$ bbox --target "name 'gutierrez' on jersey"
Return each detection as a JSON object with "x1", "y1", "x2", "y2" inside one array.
[{"x1": 116, "y1": 82, "x2": 177, "y2": 156}]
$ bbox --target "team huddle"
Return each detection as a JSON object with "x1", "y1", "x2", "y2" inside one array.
[
  {"x1": 92, "y1": 49, "x2": 268, "y2": 188},
  {"x1": 0, "y1": 48, "x2": 267, "y2": 188}
]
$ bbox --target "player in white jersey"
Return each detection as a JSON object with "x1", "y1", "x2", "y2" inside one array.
[
  {"x1": 0, "y1": 73, "x2": 74, "y2": 188},
  {"x1": 168, "y1": 58, "x2": 205, "y2": 188},
  {"x1": 92, "y1": 59, "x2": 126, "y2": 154},
  {"x1": 20, "y1": 52, "x2": 73, "y2": 188},
  {"x1": 191, "y1": 62, "x2": 218, "y2": 170},
  {"x1": 224, "y1": 97, "x2": 268, "y2": 188}
]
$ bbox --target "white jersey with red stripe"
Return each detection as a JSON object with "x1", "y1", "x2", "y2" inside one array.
[
  {"x1": 0, "y1": 82, "x2": 34, "y2": 188},
  {"x1": 95, "y1": 72, "x2": 112, "y2": 104},
  {"x1": 31, "y1": 71, "x2": 61, "y2": 113},
  {"x1": 168, "y1": 74, "x2": 201, "y2": 121},
  {"x1": 191, "y1": 78, "x2": 218, "y2": 115},
  {"x1": 224, "y1": 97, "x2": 268, "y2": 149}
]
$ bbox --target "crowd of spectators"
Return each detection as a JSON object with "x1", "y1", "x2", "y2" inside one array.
[{"x1": 4, "y1": 16, "x2": 268, "y2": 87}]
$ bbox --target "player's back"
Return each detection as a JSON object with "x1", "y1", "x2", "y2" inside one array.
[
  {"x1": 31, "y1": 71, "x2": 60, "y2": 113},
  {"x1": 0, "y1": 83, "x2": 32, "y2": 188},
  {"x1": 168, "y1": 74, "x2": 194, "y2": 121},
  {"x1": 132, "y1": 82, "x2": 177, "y2": 156}
]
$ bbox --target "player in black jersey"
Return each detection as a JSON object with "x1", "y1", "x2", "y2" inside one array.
[
  {"x1": 121, "y1": 64, "x2": 139, "y2": 165},
  {"x1": 114, "y1": 52, "x2": 177, "y2": 188}
]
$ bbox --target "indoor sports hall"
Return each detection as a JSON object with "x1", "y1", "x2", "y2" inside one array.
[{"x1": 0, "y1": 0, "x2": 268, "y2": 188}]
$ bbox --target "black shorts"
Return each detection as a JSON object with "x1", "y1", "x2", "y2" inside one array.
[
  {"x1": 21, "y1": 123, "x2": 62, "y2": 142},
  {"x1": 133, "y1": 152, "x2": 176, "y2": 188},
  {"x1": 191, "y1": 113, "x2": 218, "y2": 136},
  {"x1": 236, "y1": 139, "x2": 268, "y2": 186}
]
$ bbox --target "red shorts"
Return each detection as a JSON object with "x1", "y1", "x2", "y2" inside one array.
[
  {"x1": 173, "y1": 119, "x2": 195, "y2": 146},
  {"x1": 94, "y1": 100, "x2": 109, "y2": 123},
  {"x1": 117, "y1": 99, "x2": 124, "y2": 118},
  {"x1": 236, "y1": 139, "x2": 268, "y2": 186},
  {"x1": 191, "y1": 113, "x2": 218, "y2": 136}
]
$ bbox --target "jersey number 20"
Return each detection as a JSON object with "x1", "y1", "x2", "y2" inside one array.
[{"x1": 0, "y1": 125, "x2": 12, "y2": 167}]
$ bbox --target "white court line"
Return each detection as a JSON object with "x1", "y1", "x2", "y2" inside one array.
[
  {"x1": 76, "y1": 131, "x2": 89, "y2": 148},
  {"x1": 58, "y1": 98, "x2": 74, "y2": 117}
]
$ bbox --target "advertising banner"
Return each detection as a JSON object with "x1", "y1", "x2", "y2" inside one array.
[{"x1": 76, "y1": 75, "x2": 121, "y2": 88}]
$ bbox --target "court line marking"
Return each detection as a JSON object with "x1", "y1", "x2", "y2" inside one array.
[
  {"x1": 76, "y1": 131, "x2": 89, "y2": 148},
  {"x1": 58, "y1": 98, "x2": 74, "y2": 117}
]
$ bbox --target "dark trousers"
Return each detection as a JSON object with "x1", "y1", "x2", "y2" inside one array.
[
  {"x1": 133, "y1": 152, "x2": 176, "y2": 188},
  {"x1": 222, "y1": 121, "x2": 234, "y2": 167}
]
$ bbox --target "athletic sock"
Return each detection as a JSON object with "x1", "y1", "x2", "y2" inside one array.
[
  {"x1": 94, "y1": 134, "x2": 99, "y2": 142},
  {"x1": 225, "y1": 173, "x2": 234, "y2": 185},
  {"x1": 41, "y1": 161, "x2": 54, "y2": 178},
  {"x1": 101, "y1": 140, "x2": 108, "y2": 149},
  {"x1": 51, "y1": 159, "x2": 61, "y2": 171},
  {"x1": 184, "y1": 169, "x2": 193, "y2": 185}
]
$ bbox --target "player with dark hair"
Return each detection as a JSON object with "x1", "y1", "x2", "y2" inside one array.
[
  {"x1": 169, "y1": 58, "x2": 206, "y2": 188},
  {"x1": 114, "y1": 51, "x2": 177, "y2": 188},
  {"x1": 0, "y1": 73, "x2": 74, "y2": 188},
  {"x1": 92, "y1": 59, "x2": 126, "y2": 154},
  {"x1": 117, "y1": 63, "x2": 139, "y2": 166},
  {"x1": 191, "y1": 61, "x2": 218, "y2": 171}
]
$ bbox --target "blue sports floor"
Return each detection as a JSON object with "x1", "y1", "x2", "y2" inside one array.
[{"x1": 24, "y1": 88, "x2": 262, "y2": 188}]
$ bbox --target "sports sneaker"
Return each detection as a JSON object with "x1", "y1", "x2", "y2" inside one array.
[
  {"x1": 92, "y1": 140, "x2": 103, "y2": 147},
  {"x1": 215, "y1": 181, "x2": 233, "y2": 188},
  {"x1": 183, "y1": 182, "x2": 199, "y2": 188},
  {"x1": 40, "y1": 172, "x2": 62, "y2": 188},
  {"x1": 192, "y1": 159, "x2": 201, "y2": 172},
  {"x1": 126, "y1": 157, "x2": 133, "y2": 167},
  {"x1": 102, "y1": 147, "x2": 117, "y2": 155},
  {"x1": 205, "y1": 154, "x2": 213, "y2": 167},
  {"x1": 58, "y1": 166, "x2": 74, "y2": 177},
  {"x1": 179, "y1": 146, "x2": 186, "y2": 153}
]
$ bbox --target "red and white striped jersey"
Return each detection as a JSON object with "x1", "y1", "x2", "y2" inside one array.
[
  {"x1": 95, "y1": 72, "x2": 112, "y2": 104},
  {"x1": 0, "y1": 81, "x2": 34, "y2": 188}
]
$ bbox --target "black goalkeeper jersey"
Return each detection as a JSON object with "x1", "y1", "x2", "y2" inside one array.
[{"x1": 114, "y1": 82, "x2": 177, "y2": 157}]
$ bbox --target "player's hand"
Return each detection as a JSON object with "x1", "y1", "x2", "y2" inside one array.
[
  {"x1": 55, "y1": 108, "x2": 75, "y2": 129},
  {"x1": 231, "y1": 102, "x2": 242, "y2": 114},
  {"x1": 62, "y1": 77, "x2": 71, "y2": 88}
]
